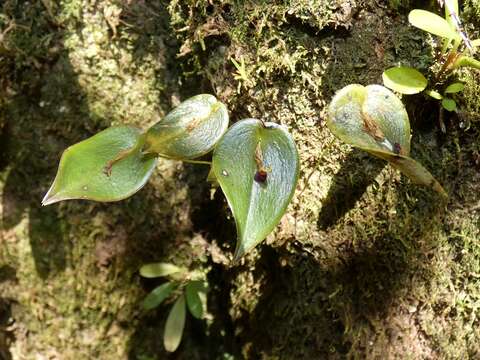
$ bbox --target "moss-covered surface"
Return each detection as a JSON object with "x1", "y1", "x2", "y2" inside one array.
[{"x1": 1, "y1": 1, "x2": 479, "y2": 359}]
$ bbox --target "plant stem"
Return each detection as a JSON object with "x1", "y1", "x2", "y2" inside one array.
[{"x1": 180, "y1": 159, "x2": 212, "y2": 165}]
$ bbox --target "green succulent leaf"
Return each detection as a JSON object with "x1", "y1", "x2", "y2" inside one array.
[
  {"x1": 444, "y1": 82, "x2": 464, "y2": 93},
  {"x1": 442, "y1": 98, "x2": 457, "y2": 112},
  {"x1": 327, "y1": 84, "x2": 447, "y2": 198},
  {"x1": 42, "y1": 126, "x2": 157, "y2": 205},
  {"x1": 185, "y1": 280, "x2": 208, "y2": 319},
  {"x1": 212, "y1": 119, "x2": 299, "y2": 261},
  {"x1": 425, "y1": 89, "x2": 443, "y2": 100},
  {"x1": 142, "y1": 282, "x2": 177, "y2": 310},
  {"x1": 143, "y1": 94, "x2": 229, "y2": 160},
  {"x1": 164, "y1": 294, "x2": 186, "y2": 352},
  {"x1": 140, "y1": 263, "x2": 186, "y2": 279},
  {"x1": 408, "y1": 9, "x2": 459, "y2": 40},
  {"x1": 382, "y1": 67, "x2": 428, "y2": 94}
]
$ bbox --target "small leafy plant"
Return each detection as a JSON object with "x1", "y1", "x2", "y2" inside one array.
[
  {"x1": 42, "y1": 94, "x2": 299, "y2": 260},
  {"x1": 327, "y1": 84, "x2": 447, "y2": 197},
  {"x1": 139, "y1": 262, "x2": 208, "y2": 352},
  {"x1": 382, "y1": 0, "x2": 479, "y2": 122}
]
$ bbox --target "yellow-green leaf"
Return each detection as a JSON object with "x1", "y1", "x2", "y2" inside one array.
[
  {"x1": 42, "y1": 126, "x2": 157, "y2": 205},
  {"x1": 444, "y1": 82, "x2": 464, "y2": 93},
  {"x1": 143, "y1": 94, "x2": 229, "y2": 160},
  {"x1": 140, "y1": 263, "x2": 186, "y2": 278},
  {"x1": 164, "y1": 294, "x2": 186, "y2": 352},
  {"x1": 408, "y1": 9, "x2": 459, "y2": 40},
  {"x1": 425, "y1": 89, "x2": 443, "y2": 100},
  {"x1": 382, "y1": 67, "x2": 428, "y2": 95},
  {"x1": 327, "y1": 84, "x2": 446, "y2": 198},
  {"x1": 212, "y1": 119, "x2": 299, "y2": 261}
]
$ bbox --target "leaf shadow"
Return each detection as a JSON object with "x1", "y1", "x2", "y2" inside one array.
[
  {"x1": 234, "y1": 190, "x2": 444, "y2": 359},
  {"x1": 317, "y1": 149, "x2": 387, "y2": 230}
]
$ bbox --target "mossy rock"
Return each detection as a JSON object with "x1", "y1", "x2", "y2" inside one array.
[{"x1": 1, "y1": 1, "x2": 480, "y2": 359}]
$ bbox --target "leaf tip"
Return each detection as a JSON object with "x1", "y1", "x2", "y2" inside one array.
[{"x1": 41, "y1": 188, "x2": 60, "y2": 206}]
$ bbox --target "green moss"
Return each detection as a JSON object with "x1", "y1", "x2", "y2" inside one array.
[{"x1": 1, "y1": 0, "x2": 480, "y2": 359}]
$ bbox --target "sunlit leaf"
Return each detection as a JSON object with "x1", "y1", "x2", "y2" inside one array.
[
  {"x1": 425, "y1": 89, "x2": 443, "y2": 100},
  {"x1": 142, "y1": 282, "x2": 177, "y2": 310},
  {"x1": 327, "y1": 84, "x2": 447, "y2": 198},
  {"x1": 212, "y1": 119, "x2": 299, "y2": 261},
  {"x1": 164, "y1": 294, "x2": 186, "y2": 352},
  {"x1": 42, "y1": 126, "x2": 157, "y2": 205},
  {"x1": 408, "y1": 10, "x2": 459, "y2": 40},
  {"x1": 444, "y1": 82, "x2": 464, "y2": 93},
  {"x1": 185, "y1": 280, "x2": 208, "y2": 319},
  {"x1": 143, "y1": 94, "x2": 229, "y2": 160},
  {"x1": 140, "y1": 263, "x2": 186, "y2": 278},
  {"x1": 442, "y1": 98, "x2": 457, "y2": 112},
  {"x1": 444, "y1": 0, "x2": 459, "y2": 31},
  {"x1": 472, "y1": 39, "x2": 480, "y2": 47},
  {"x1": 382, "y1": 67, "x2": 428, "y2": 95}
]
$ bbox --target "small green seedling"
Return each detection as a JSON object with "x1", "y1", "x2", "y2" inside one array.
[
  {"x1": 327, "y1": 84, "x2": 447, "y2": 197},
  {"x1": 426, "y1": 81, "x2": 464, "y2": 111},
  {"x1": 42, "y1": 94, "x2": 299, "y2": 260},
  {"x1": 381, "y1": 1, "x2": 478, "y2": 129},
  {"x1": 408, "y1": 1, "x2": 479, "y2": 71},
  {"x1": 139, "y1": 262, "x2": 208, "y2": 352}
]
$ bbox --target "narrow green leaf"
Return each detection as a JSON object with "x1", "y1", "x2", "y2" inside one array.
[
  {"x1": 212, "y1": 119, "x2": 299, "y2": 261},
  {"x1": 408, "y1": 10, "x2": 459, "y2": 40},
  {"x1": 425, "y1": 89, "x2": 443, "y2": 100},
  {"x1": 444, "y1": 0, "x2": 459, "y2": 30},
  {"x1": 140, "y1": 263, "x2": 185, "y2": 278},
  {"x1": 472, "y1": 39, "x2": 480, "y2": 47},
  {"x1": 382, "y1": 67, "x2": 428, "y2": 94},
  {"x1": 42, "y1": 126, "x2": 157, "y2": 205},
  {"x1": 164, "y1": 294, "x2": 186, "y2": 352},
  {"x1": 442, "y1": 98, "x2": 457, "y2": 112},
  {"x1": 143, "y1": 94, "x2": 229, "y2": 160},
  {"x1": 452, "y1": 56, "x2": 480, "y2": 70},
  {"x1": 142, "y1": 282, "x2": 177, "y2": 310},
  {"x1": 444, "y1": 82, "x2": 464, "y2": 93},
  {"x1": 185, "y1": 281, "x2": 208, "y2": 319},
  {"x1": 327, "y1": 84, "x2": 446, "y2": 198}
]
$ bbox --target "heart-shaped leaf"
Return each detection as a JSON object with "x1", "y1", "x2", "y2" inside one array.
[
  {"x1": 327, "y1": 84, "x2": 447, "y2": 197},
  {"x1": 140, "y1": 263, "x2": 186, "y2": 279},
  {"x1": 212, "y1": 119, "x2": 299, "y2": 261},
  {"x1": 408, "y1": 10, "x2": 459, "y2": 40},
  {"x1": 42, "y1": 126, "x2": 157, "y2": 205},
  {"x1": 143, "y1": 282, "x2": 178, "y2": 310},
  {"x1": 143, "y1": 94, "x2": 229, "y2": 160},
  {"x1": 185, "y1": 280, "x2": 208, "y2": 319},
  {"x1": 382, "y1": 67, "x2": 428, "y2": 95},
  {"x1": 164, "y1": 294, "x2": 186, "y2": 352}
]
